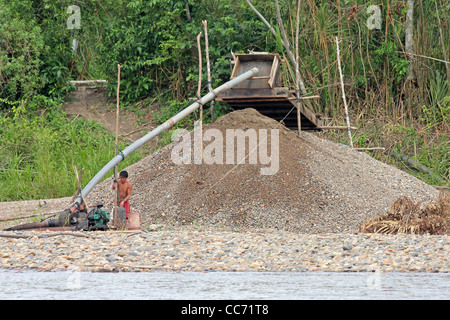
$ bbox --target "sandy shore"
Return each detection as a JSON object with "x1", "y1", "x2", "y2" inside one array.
[{"x1": 0, "y1": 226, "x2": 448, "y2": 273}]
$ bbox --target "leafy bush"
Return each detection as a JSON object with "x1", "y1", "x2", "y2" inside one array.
[
  {"x1": 98, "y1": 0, "x2": 271, "y2": 105},
  {"x1": 0, "y1": 1, "x2": 45, "y2": 103}
]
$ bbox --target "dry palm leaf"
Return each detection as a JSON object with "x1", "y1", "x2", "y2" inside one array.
[{"x1": 360, "y1": 191, "x2": 450, "y2": 235}]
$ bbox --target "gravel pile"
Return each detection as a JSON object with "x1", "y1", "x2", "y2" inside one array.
[{"x1": 86, "y1": 108, "x2": 440, "y2": 234}]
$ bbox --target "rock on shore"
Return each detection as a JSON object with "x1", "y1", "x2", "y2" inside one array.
[{"x1": 0, "y1": 228, "x2": 448, "y2": 273}]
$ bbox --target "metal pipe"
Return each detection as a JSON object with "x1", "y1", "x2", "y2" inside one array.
[
  {"x1": 74, "y1": 67, "x2": 259, "y2": 207},
  {"x1": 4, "y1": 219, "x2": 56, "y2": 231}
]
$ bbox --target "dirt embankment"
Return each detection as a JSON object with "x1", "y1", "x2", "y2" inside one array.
[{"x1": 64, "y1": 86, "x2": 158, "y2": 146}]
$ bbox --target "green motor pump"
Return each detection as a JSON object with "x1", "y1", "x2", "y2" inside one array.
[{"x1": 87, "y1": 202, "x2": 110, "y2": 231}]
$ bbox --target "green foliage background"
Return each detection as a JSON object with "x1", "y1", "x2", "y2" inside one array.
[{"x1": 0, "y1": 0, "x2": 448, "y2": 201}]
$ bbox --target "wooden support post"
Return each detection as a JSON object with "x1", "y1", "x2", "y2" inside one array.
[
  {"x1": 70, "y1": 168, "x2": 84, "y2": 203},
  {"x1": 73, "y1": 165, "x2": 89, "y2": 213},
  {"x1": 202, "y1": 20, "x2": 215, "y2": 123},
  {"x1": 318, "y1": 126, "x2": 358, "y2": 130},
  {"x1": 69, "y1": 80, "x2": 107, "y2": 85},
  {"x1": 196, "y1": 32, "x2": 203, "y2": 163},
  {"x1": 336, "y1": 37, "x2": 354, "y2": 148},
  {"x1": 114, "y1": 64, "x2": 121, "y2": 228}
]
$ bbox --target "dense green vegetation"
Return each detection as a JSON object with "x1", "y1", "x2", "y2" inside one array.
[
  {"x1": 0, "y1": 0, "x2": 448, "y2": 201},
  {"x1": 0, "y1": 103, "x2": 143, "y2": 200}
]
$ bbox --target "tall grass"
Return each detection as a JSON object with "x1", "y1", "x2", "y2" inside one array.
[
  {"x1": 278, "y1": 0, "x2": 449, "y2": 118},
  {"x1": 278, "y1": 0, "x2": 449, "y2": 186}
]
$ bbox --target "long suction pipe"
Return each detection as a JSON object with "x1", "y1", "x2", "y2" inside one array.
[{"x1": 73, "y1": 67, "x2": 259, "y2": 208}]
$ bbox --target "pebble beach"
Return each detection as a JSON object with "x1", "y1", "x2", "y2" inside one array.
[{"x1": 0, "y1": 227, "x2": 448, "y2": 273}]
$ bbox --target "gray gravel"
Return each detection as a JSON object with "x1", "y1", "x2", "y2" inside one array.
[
  {"x1": 85, "y1": 108, "x2": 440, "y2": 233},
  {"x1": 0, "y1": 229, "x2": 448, "y2": 272}
]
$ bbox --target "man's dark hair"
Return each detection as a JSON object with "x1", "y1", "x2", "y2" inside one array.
[{"x1": 119, "y1": 170, "x2": 128, "y2": 178}]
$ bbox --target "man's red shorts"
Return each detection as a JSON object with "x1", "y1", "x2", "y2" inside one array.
[{"x1": 117, "y1": 201, "x2": 131, "y2": 218}]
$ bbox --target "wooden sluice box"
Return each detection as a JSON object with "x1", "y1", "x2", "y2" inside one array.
[{"x1": 216, "y1": 53, "x2": 322, "y2": 130}]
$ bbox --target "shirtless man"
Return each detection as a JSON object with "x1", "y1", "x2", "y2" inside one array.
[{"x1": 112, "y1": 170, "x2": 132, "y2": 218}]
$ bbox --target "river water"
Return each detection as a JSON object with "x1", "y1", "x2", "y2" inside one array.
[{"x1": 0, "y1": 270, "x2": 448, "y2": 300}]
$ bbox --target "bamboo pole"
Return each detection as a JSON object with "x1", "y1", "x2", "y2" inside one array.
[
  {"x1": 73, "y1": 165, "x2": 89, "y2": 212},
  {"x1": 70, "y1": 168, "x2": 84, "y2": 203},
  {"x1": 202, "y1": 20, "x2": 215, "y2": 123},
  {"x1": 196, "y1": 33, "x2": 202, "y2": 101},
  {"x1": 196, "y1": 32, "x2": 203, "y2": 164},
  {"x1": 288, "y1": 95, "x2": 320, "y2": 100},
  {"x1": 114, "y1": 64, "x2": 121, "y2": 227},
  {"x1": 405, "y1": 0, "x2": 415, "y2": 81},
  {"x1": 115, "y1": 64, "x2": 121, "y2": 156},
  {"x1": 335, "y1": 37, "x2": 354, "y2": 148},
  {"x1": 398, "y1": 52, "x2": 450, "y2": 65},
  {"x1": 318, "y1": 126, "x2": 358, "y2": 130}
]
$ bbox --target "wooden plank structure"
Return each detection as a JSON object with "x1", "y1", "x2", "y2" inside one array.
[{"x1": 216, "y1": 53, "x2": 322, "y2": 130}]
